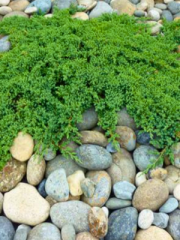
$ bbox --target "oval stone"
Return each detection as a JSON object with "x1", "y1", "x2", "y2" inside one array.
[
  {"x1": 153, "y1": 212, "x2": 169, "y2": 229},
  {"x1": 82, "y1": 171, "x2": 111, "y2": 207},
  {"x1": 115, "y1": 126, "x2": 136, "y2": 151},
  {"x1": 117, "y1": 108, "x2": 136, "y2": 130},
  {"x1": 138, "y1": 209, "x2": 154, "y2": 229},
  {"x1": 0, "y1": 216, "x2": 15, "y2": 240},
  {"x1": 50, "y1": 200, "x2": 90, "y2": 233},
  {"x1": 76, "y1": 144, "x2": 112, "y2": 170},
  {"x1": 113, "y1": 181, "x2": 136, "y2": 200},
  {"x1": 77, "y1": 108, "x2": 98, "y2": 131},
  {"x1": 105, "y1": 198, "x2": 131, "y2": 210},
  {"x1": 159, "y1": 197, "x2": 178, "y2": 213},
  {"x1": 80, "y1": 131, "x2": 108, "y2": 147}
]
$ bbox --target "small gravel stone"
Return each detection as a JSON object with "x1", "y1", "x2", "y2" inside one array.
[
  {"x1": 168, "y1": 1, "x2": 180, "y2": 14},
  {"x1": 162, "y1": 10, "x2": 173, "y2": 21},
  {"x1": 0, "y1": 216, "x2": 15, "y2": 240},
  {"x1": 148, "y1": 9, "x2": 160, "y2": 21},
  {"x1": 135, "y1": 172, "x2": 147, "y2": 187},
  {"x1": 134, "y1": 10, "x2": 146, "y2": 17},
  {"x1": 81, "y1": 178, "x2": 96, "y2": 198},
  {"x1": 106, "y1": 142, "x2": 120, "y2": 153},
  {"x1": 0, "y1": 6, "x2": 12, "y2": 15},
  {"x1": 37, "y1": 179, "x2": 47, "y2": 198},
  {"x1": 113, "y1": 181, "x2": 136, "y2": 200},
  {"x1": 153, "y1": 212, "x2": 169, "y2": 229},
  {"x1": 155, "y1": 3, "x2": 167, "y2": 10},
  {"x1": 173, "y1": 184, "x2": 180, "y2": 200},
  {"x1": 0, "y1": 36, "x2": 10, "y2": 53},
  {"x1": 61, "y1": 224, "x2": 76, "y2": 240},
  {"x1": 44, "y1": 148, "x2": 56, "y2": 161},
  {"x1": 159, "y1": 197, "x2": 178, "y2": 213},
  {"x1": 105, "y1": 198, "x2": 131, "y2": 210},
  {"x1": 14, "y1": 224, "x2": 31, "y2": 240},
  {"x1": 138, "y1": 209, "x2": 154, "y2": 229}
]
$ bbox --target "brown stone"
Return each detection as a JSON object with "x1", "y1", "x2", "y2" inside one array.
[
  {"x1": 9, "y1": 0, "x2": 29, "y2": 11},
  {"x1": 3, "y1": 11, "x2": 29, "y2": 18},
  {"x1": 0, "y1": 158, "x2": 26, "y2": 192},
  {"x1": 132, "y1": 179, "x2": 169, "y2": 211},
  {"x1": 110, "y1": 0, "x2": 136, "y2": 16},
  {"x1": 135, "y1": 226, "x2": 173, "y2": 240},
  {"x1": 76, "y1": 232, "x2": 99, "y2": 240},
  {"x1": 115, "y1": 126, "x2": 136, "y2": 151},
  {"x1": 79, "y1": 131, "x2": 108, "y2": 147},
  {"x1": 164, "y1": 165, "x2": 180, "y2": 193}
]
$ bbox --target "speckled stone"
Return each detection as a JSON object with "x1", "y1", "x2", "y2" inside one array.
[
  {"x1": 136, "y1": 131, "x2": 150, "y2": 145},
  {"x1": 77, "y1": 107, "x2": 98, "y2": 131},
  {"x1": 81, "y1": 178, "x2": 96, "y2": 198},
  {"x1": 105, "y1": 198, "x2": 131, "y2": 210},
  {"x1": 0, "y1": 216, "x2": 15, "y2": 240},
  {"x1": 159, "y1": 197, "x2": 178, "y2": 213},
  {"x1": 167, "y1": 210, "x2": 180, "y2": 240},
  {"x1": 61, "y1": 224, "x2": 75, "y2": 240},
  {"x1": 115, "y1": 126, "x2": 136, "y2": 151},
  {"x1": 153, "y1": 212, "x2": 169, "y2": 229}
]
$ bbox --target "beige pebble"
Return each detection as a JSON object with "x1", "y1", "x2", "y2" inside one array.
[
  {"x1": 72, "y1": 12, "x2": 89, "y2": 20},
  {"x1": 174, "y1": 184, "x2": 180, "y2": 201},
  {"x1": 0, "y1": 6, "x2": 12, "y2": 15}
]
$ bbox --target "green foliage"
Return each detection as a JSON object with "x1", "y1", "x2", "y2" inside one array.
[{"x1": 0, "y1": 10, "x2": 180, "y2": 169}]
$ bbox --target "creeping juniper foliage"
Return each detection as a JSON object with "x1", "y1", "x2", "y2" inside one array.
[{"x1": 0, "y1": 10, "x2": 180, "y2": 169}]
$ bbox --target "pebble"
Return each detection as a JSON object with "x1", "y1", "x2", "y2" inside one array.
[
  {"x1": 61, "y1": 224, "x2": 75, "y2": 240},
  {"x1": 89, "y1": 207, "x2": 108, "y2": 238},
  {"x1": 76, "y1": 144, "x2": 112, "y2": 170},
  {"x1": 82, "y1": 171, "x2": 111, "y2": 207},
  {"x1": 106, "y1": 142, "x2": 120, "y2": 153},
  {"x1": 135, "y1": 226, "x2": 173, "y2": 240},
  {"x1": 72, "y1": 12, "x2": 89, "y2": 20},
  {"x1": 45, "y1": 154, "x2": 85, "y2": 178},
  {"x1": 134, "y1": 10, "x2": 146, "y2": 17},
  {"x1": 159, "y1": 197, "x2": 178, "y2": 213},
  {"x1": 135, "y1": 172, "x2": 147, "y2": 187},
  {"x1": 80, "y1": 131, "x2": 108, "y2": 147},
  {"x1": 148, "y1": 9, "x2": 161, "y2": 21},
  {"x1": 153, "y1": 212, "x2": 169, "y2": 229},
  {"x1": 0, "y1": 0, "x2": 10, "y2": 6},
  {"x1": 155, "y1": 3, "x2": 167, "y2": 9},
  {"x1": 171, "y1": 142, "x2": 180, "y2": 168},
  {"x1": 0, "y1": 192, "x2": 3, "y2": 214},
  {"x1": 147, "y1": 21, "x2": 162, "y2": 35},
  {"x1": 10, "y1": 132, "x2": 34, "y2": 162},
  {"x1": 115, "y1": 126, "x2": 136, "y2": 151},
  {"x1": 102, "y1": 206, "x2": 109, "y2": 217},
  {"x1": 27, "y1": 0, "x2": 52, "y2": 14},
  {"x1": 89, "y1": 1, "x2": 113, "y2": 18},
  {"x1": 136, "y1": 131, "x2": 150, "y2": 145},
  {"x1": 27, "y1": 154, "x2": 46, "y2": 186},
  {"x1": 0, "y1": 6, "x2": 12, "y2": 15},
  {"x1": 113, "y1": 181, "x2": 136, "y2": 200},
  {"x1": 173, "y1": 184, "x2": 180, "y2": 200},
  {"x1": 9, "y1": 0, "x2": 29, "y2": 11},
  {"x1": 77, "y1": 107, "x2": 98, "y2": 131},
  {"x1": 167, "y1": 209, "x2": 180, "y2": 240},
  {"x1": 138, "y1": 209, "x2": 154, "y2": 229},
  {"x1": 105, "y1": 198, "x2": 131, "y2": 210},
  {"x1": 14, "y1": 224, "x2": 31, "y2": 240},
  {"x1": 107, "y1": 149, "x2": 136, "y2": 185},
  {"x1": 76, "y1": 232, "x2": 98, "y2": 240},
  {"x1": 50, "y1": 200, "x2": 90, "y2": 233},
  {"x1": 68, "y1": 170, "x2": 85, "y2": 196},
  {"x1": 38, "y1": 179, "x2": 47, "y2": 198},
  {"x1": 81, "y1": 178, "x2": 96, "y2": 198},
  {"x1": 45, "y1": 168, "x2": 69, "y2": 201},
  {"x1": 136, "y1": 1, "x2": 148, "y2": 11},
  {"x1": 164, "y1": 166, "x2": 180, "y2": 193},
  {"x1": 44, "y1": 13, "x2": 53, "y2": 18},
  {"x1": 117, "y1": 108, "x2": 136, "y2": 130},
  {"x1": 110, "y1": 0, "x2": 136, "y2": 16},
  {"x1": 106, "y1": 207, "x2": 138, "y2": 240},
  {"x1": 149, "y1": 168, "x2": 167, "y2": 180},
  {"x1": 0, "y1": 36, "x2": 11, "y2": 53},
  {"x1": 28, "y1": 223, "x2": 61, "y2": 240},
  {"x1": 24, "y1": 6, "x2": 38, "y2": 14},
  {"x1": 133, "y1": 145, "x2": 161, "y2": 171},
  {"x1": 43, "y1": 148, "x2": 56, "y2": 161},
  {"x1": 78, "y1": 0, "x2": 95, "y2": 7},
  {"x1": 167, "y1": 1, "x2": 180, "y2": 14},
  {"x1": 132, "y1": 179, "x2": 169, "y2": 211},
  {"x1": 3, "y1": 183, "x2": 50, "y2": 226},
  {"x1": 0, "y1": 158, "x2": 26, "y2": 192},
  {"x1": 4, "y1": 11, "x2": 29, "y2": 18},
  {"x1": 0, "y1": 216, "x2": 15, "y2": 240}
]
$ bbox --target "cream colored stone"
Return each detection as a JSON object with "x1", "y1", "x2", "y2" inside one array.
[
  {"x1": 3, "y1": 183, "x2": 50, "y2": 226},
  {"x1": 149, "y1": 168, "x2": 167, "y2": 180},
  {"x1": 0, "y1": 0, "x2": 10, "y2": 6},
  {"x1": 141, "y1": 0, "x2": 154, "y2": 10},
  {"x1": 10, "y1": 132, "x2": 34, "y2": 162},
  {"x1": 27, "y1": 154, "x2": 46, "y2": 186},
  {"x1": 174, "y1": 184, "x2": 180, "y2": 201},
  {"x1": 102, "y1": 206, "x2": 109, "y2": 217},
  {"x1": 76, "y1": 232, "x2": 99, "y2": 240},
  {"x1": 44, "y1": 13, "x2": 53, "y2": 18},
  {"x1": 25, "y1": 6, "x2": 38, "y2": 14},
  {"x1": 136, "y1": 1, "x2": 148, "y2": 10},
  {"x1": 0, "y1": 6, "x2": 12, "y2": 15},
  {"x1": 111, "y1": 0, "x2": 136, "y2": 16},
  {"x1": 138, "y1": 209, "x2": 154, "y2": 229},
  {"x1": 68, "y1": 170, "x2": 85, "y2": 196},
  {"x1": 9, "y1": 0, "x2": 29, "y2": 11},
  {"x1": 72, "y1": 12, "x2": 89, "y2": 20},
  {"x1": 78, "y1": 0, "x2": 95, "y2": 7},
  {"x1": 135, "y1": 172, "x2": 147, "y2": 187}
]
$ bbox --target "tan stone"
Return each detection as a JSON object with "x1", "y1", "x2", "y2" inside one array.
[
  {"x1": 140, "y1": 0, "x2": 154, "y2": 10},
  {"x1": 79, "y1": 131, "x2": 108, "y2": 147},
  {"x1": 173, "y1": 184, "x2": 180, "y2": 201},
  {"x1": 9, "y1": 0, "x2": 29, "y2": 11},
  {"x1": 45, "y1": 195, "x2": 57, "y2": 207},
  {"x1": 89, "y1": 207, "x2": 108, "y2": 238},
  {"x1": 0, "y1": 192, "x2": 3, "y2": 214},
  {"x1": 76, "y1": 232, "x2": 99, "y2": 240},
  {"x1": 68, "y1": 170, "x2": 85, "y2": 196},
  {"x1": 0, "y1": 6, "x2": 12, "y2": 15},
  {"x1": 4, "y1": 11, "x2": 29, "y2": 18},
  {"x1": 72, "y1": 12, "x2": 89, "y2": 20},
  {"x1": 115, "y1": 126, "x2": 136, "y2": 151},
  {"x1": 27, "y1": 154, "x2": 46, "y2": 186},
  {"x1": 149, "y1": 168, "x2": 167, "y2": 180},
  {"x1": 132, "y1": 179, "x2": 169, "y2": 211},
  {"x1": 164, "y1": 166, "x2": 180, "y2": 193},
  {"x1": 4, "y1": 183, "x2": 50, "y2": 226},
  {"x1": 110, "y1": 0, "x2": 136, "y2": 16},
  {"x1": 0, "y1": 158, "x2": 26, "y2": 192},
  {"x1": 136, "y1": 1, "x2": 148, "y2": 10},
  {"x1": 135, "y1": 226, "x2": 173, "y2": 240},
  {"x1": 10, "y1": 132, "x2": 34, "y2": 162},
  {"x1": 77, "y1": 0, "x2": 95, "y2": 7},
  {"x1": 0, "y1": 0, "x2": 10, "y2": 6}
]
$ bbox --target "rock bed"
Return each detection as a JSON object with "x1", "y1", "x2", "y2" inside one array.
[{"x1": 0, "y1": 107, "x2": 180, "y2": 240}]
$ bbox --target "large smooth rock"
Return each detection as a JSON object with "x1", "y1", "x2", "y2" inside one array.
[
  {"x1": 115, "y1": 126, "x2": 136, "y2": 151},
  {"x1": 61, "y1": 224, "x2": 75, "y2": 240},
  {"x1": 76, "y1": 144, "x2": 112, "y2": 170},
  {"x1": 76, "y1": 232, "x2": 98, "y2": 240},
  {"x1": 0, "y1": 158, "x2": 26, "y2": 192},
  {"x1": 53, "y1": 0, "x2": 77, "y2": 9},
  {"x1": 153, "y1": 212, "x2": 169, "y2": 229},
  {"x1": 50, "y1": 201, "x2": 90, "y2": 233},
  {"x1": 164, "y1": 166, "x2": 180, "y2": 193},
  {"x1": 105, "y1": 207, "x2": 138, "y2": 240},
  {"x1": 113, "y1": 181, "x2": 136, "y2": 200},
  {"x1": 14, "y1": 225, "x2": 31, "y2": 240},
  {"x1": 45, "y1": 154, "x2": 85, "y2": 178},
  {"x1": 27, "y1": 0, "x2": 52, "y2": 14},
  {"x1": 105, "y1": 198, "x2": 131, "y2": 210},
  {"x1": 117, "y1": 108, "x2": 136, "y2": 130},
  {"x1": 0, "y1": 35, "x2": 10, "y2": 53},
  {"x1": 107, "y1": 149, "x2": 136, "y2": 185},
  {"x1": 82, "y1": 171, "x2": 111, "y2": 207},
  {"x1": 27, "y1": 154, "x2": 46, "y2": 186},
  {"x1": 10, "y1": 132, "x2": 34, "y2": 162},
  {"x1": 80, "y1": 131, "x2": 108, "y2": 147},
  {"x1": 135, "y1": 226, "x2": 173, "y2": 240},
  {"x1": 0, "y1": 216, "x2": 15, "y2": 240},
  {"x1": 132, "y1": 179, "x2": 169, "y2": 211},
  {"x1": 68, "y1": 170, "x2": 85, "y2": 196},
  {"x1": 77, "y1": 108, "x2": 98, "y2": 131},
  {"x1": 45, "y1": 169, "x2": 69, "y2": 201},
  {"x1": 138, "y1": 209, "x2": 154, "y2": 229},
  {"x1": 27, "y1": 223, "x2": 61, "y2": 240},
  {"x1": 110, "y1": 0, "x2": 136, "y2": 16},
  {"x1": 3, "y1": 183, "x2": 50, "y2": 226},
  {"x1": 167, "y1": 209, "x2": 180, "y2": 240},
  {"x1": 9, "y1": 0, "x2": 29, "y2": 11},
  {"x1": 89, "y1": 1, "x2": 113, "y2": 18},
  {"x1": 159, "y1": 197, "x2": 178, "y2": 213}
]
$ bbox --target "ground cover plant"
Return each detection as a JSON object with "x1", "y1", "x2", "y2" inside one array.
[{"x1": 0, "y1": 9, "x2": 180, "y2": 169}]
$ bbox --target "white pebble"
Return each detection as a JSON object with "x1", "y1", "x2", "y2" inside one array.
[
  {"x1": 173, "y1": 184, "x2": 180, "y2": 201},
  {"x1": 25, "y1": 7, "x2": 38, "y2": 14},
  {"x1": 0, "y1": 0, "x2": 10, "y2": 6},
  {"x1": 138, "y1": 209, "x2": 154, "y2": 229},
  {"x1": 148, "y1": 9, "x2": 160, "y2": 21},
  {"x1": 102, "y1": 207, "x2": 109, "y2": 217},
  {"x1": 135, "y1": 172, "x2": 147, "y2": 187},
  {"x1": 0, "y1": 6, "x2": 12, "y2": 15}
]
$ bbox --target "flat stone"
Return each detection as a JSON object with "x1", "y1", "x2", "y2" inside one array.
[
  {"x1": 113, "y1": 181, "x2": 136, "y2": 200},
  {"x1": 0, "y1": 35, "x2": 10, "y2": 52},
  {"x1": 153, "y1": 212, "x2": 169, "y2": 229},
  {"x1": 61, "y1": 224, "x2": 75, "y2": 240},
  {"x1": 76, "y1": 232, "x2": 98, "y2": 240},
  {"x1": 0, "y1": 216, "x2": 15, "y2": 240},
  {"x1": 164, "y1": 166, "x2": 180, "y2": 194},
  {"x1": 0, "y1": 6, "x2": 12, "y2": 15},
  {"x1": 81, "y1": 178, "x2": 96, "y2": 198},
  {"x1": 135, "y1": 172, "x2": 147, "y2": 187},
  {"x1": 82, "y1": 171, "x2": 111, "y2": 207},
  {"x1": 111, "y1": 0, "x2": 136, "y2": 16},
  {"x1": 115, "y1": 126, "x2": 136, "y2": 151},
  {"x1": 53, "y1": 0, "x2": 77, "y2": 10},
  {"x1": 3, "y1": 183, "x2": 50, "y2": 226},
  {"x1": 117, "y1": 108, "x2": 136, "y2": 130},
  {"x1": 89, "y1": 1, "x2": 113, "y2": 18},
  {"x1": 77, "y1": 107, "x2": 98, "y2": 131},
  {"x1": 80, "y1": 131, "x2": 108, "y2": 147},
  {"x1": 4, "y1": 11, "x2": 29, "y2": 18},
  {"x1": 0, "y1": 0, "x2": 10, "y2": 6},
  {"x1": 68, "y1": 170, "x2": 85, "y2": 196},
  {"x1": 50, "y1": 200, "x2": 91, "y2": 233},
  {"x1": 76, "y1": 144, "x2": 112, "y2": 170},
  {"x1": 138, "y1": 209, "x2": 154, "y2": 229},
  {"x1": 14, "y1": 225, "x2": 31, "y2": 240},
  {"x1": 27, "y1": 0, "x2": 52, "y2": 14},
  {"x1": 38, "y1": 179, "x2": 47, "y2": 198},
  {"x1": 167, "y1": 209, "x2": 180, "y2": 240},
  {"x1": 159, "y1": 197, "x2": 178, "y2": 213},
  {"x1": 0, "y1": 158, "x2": 26, "y2": 192},
  {"x1": 174, "y1": 184, "x2": 180, "y2": 200},
  {"x1": 105, "y1": 198, "x2": 131, "y2": 210},
  {"x1": 45, "y1": 168, "x2": 69, "y2": 201},
  {"x1": 9, "y1": 0, "x2": 29, "y2": 11}
]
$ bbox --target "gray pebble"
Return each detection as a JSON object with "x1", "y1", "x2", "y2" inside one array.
[
  {"x1": 159, "y1": 197, "x2": 178, "y2": 213},
  {"x1": 77, "y1": 107, "x2": 98, "y2": 131},
  {"x1": 61, "y1": 224, "x2": 76, "y2": 240},
  {"x1": 153, "y1": 212, "x2": 169, "y2": 229},
  {"x1": 155, "y1": 3, "x2": 167, "y2": 10},
  {"x1": 0, "y1": 36, "x2": 10, "y2": 53},
  {"x1": 167, "y1": 1, "x2": 180, "y2": 14},
  {"x1": 0, "y1": 216, "x2": 15, "y2": 240},
  {"x1": 134, "y1": 10, "x2": 146, "y2": 17},
  {"x1": 162, "y1": 10, "x2": 173, "y2": 21},
  {"x1": 38, "y1": 179, "x2": 47, "y2": 198},
  {"x1": 113, "y1": 181, "x2": 136, "y2": 200},
  {"x1": 89, "y1": 1, "x2": 113, "y2": 19},
  {"x1": 14, "y1": 225, "x2": 31, "y2": 240},
  {"x1": 106, "y1": 142, "x2": 120, "y2": 153},
  {"x1": 106, "y1": 198, "x2": 131, "y2": 210}
]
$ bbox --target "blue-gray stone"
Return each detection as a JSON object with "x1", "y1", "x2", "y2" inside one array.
[
  {"x1": 168, "y1": 2, "x2": 180, "y2": 14},
  {"x1": 162, "y1": 10, "x2": 173, "y2": 21},
  {"x1": 53, "y1": 0, "x2": 77, "y2": 10},
  {"x1": 134, "y1": 10, "x2": 145, "y2": 17},
  {"x1": 89, "y1": 2, "x2": 113, "y2": 19},
  {"x1": 76, "y1": 144, "x2": 112, "y2": 170},
  {"x1": 129, "y1": 0, "x2": 140, "y2": 4},
  {"x1": 0, "y1": 216, "x2": 15, "y2": 240},
  {"x1": 0, "y1": 36, "x2": 11, "y2": 53},
  {"x1": 113, "y1": 181, "x2": 136, "y2": 200},
  {"x1": 13, "y1": 224, "x2": 31, "y2": 240},
  {"x1": 27, "y1": 0, "x2": 52, "y2": 14},
  {"x1": 77, "y1": 107, "x2": 98, "y2": 131},
  {"x1": 153, "y1": 212, "x2": 169, "y2": 229},
  {"x1": 167, "y1": 210, "x2": 180, "y2": 240},
  {"x1": 80, "y1": 178, "x2": 96, "y2": 198},
  {"x1": 136, "y1": 131, "x2": 150, "y2": 145},
  {"x1": 106, "y1": 142, "x2": 120, "y2": 153},
  {"x1": 159, "y1": 197, "x2": 178, "y2": 213},
  {"x1": 133, "y1": 145, "x2": 161, "y2": 171},
  {"x1": 38, "y1": 179, "x2": 47, "y2": 198},
  {"x1": 155, "y1": 3, "x2": 167, "y2": 10},
  {"x1": 105, "y1": 207, "x2": 138, "y2": 240},
  {"x1": 174, "y1": 12, "x2": 180, "y2": 18},
  {"x1": 106, "y1": 198, "x2": 132, "y2": 210}
]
